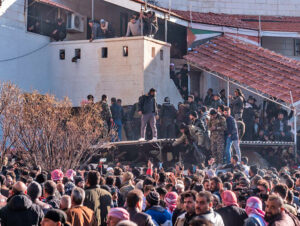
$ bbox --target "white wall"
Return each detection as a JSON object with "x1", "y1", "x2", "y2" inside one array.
[
  {"x1": 0, "y1": 0, "x2": 52, "y2": 94},
  {"x1": 157, "y1": 0, "x2": 300, "y2": 16}
]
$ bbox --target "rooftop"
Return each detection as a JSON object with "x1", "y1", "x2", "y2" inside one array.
[{"x1": 184, "y1": 35, "x2": 300, "y2": 105}]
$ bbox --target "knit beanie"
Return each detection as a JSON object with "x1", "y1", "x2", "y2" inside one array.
[{"x1": 146, "y1": 191, "x2": 160, "y2": 206}]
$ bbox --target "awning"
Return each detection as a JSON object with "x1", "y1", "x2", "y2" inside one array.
[
  {"x1": 184, "y1": 35, "x2": 300, "y2": 107},
  {"x1": 37, "y1": 0, "x2": 74, "y2": 12}
]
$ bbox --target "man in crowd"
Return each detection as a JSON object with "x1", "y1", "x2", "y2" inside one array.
[
  {"x1": 111, "y1": 97, "x2": 124, "y2": 141},
  {"x1": 160, "y1": 97, "x2": 177, "y2": 138},
  {"x1": 224, "y1": 106, "x2": 241, "y2": 163},
  {"x1": 273, "y1": 112, "x2": 292, "y2": 141},
  {"x1": 138, "y1": 88, "x2": 158, "y2": 141},
  {"x1": 265, "y1": 195, "x2": 299, "y2": 225},
  {"x1": 126, "y1": 14, "x2": 142, "y2": 37},
  {"x1": 175, "y1": 191, "x2": 197, "y2": 226},
  {"x1": 84, "y1": 171, "x2": 112, "y2": 226},
  {"x1": 195, "y1": 191, "x2": 224, "y2": 225},
  {"x1": 98, "y1": 19, "x2": 114, "y2": 39},
  {"x1": 51, "y1": 18, "x2": 66, "y2": 41},
  {"x1": 89, "y1": 19, "x2": 100, "y2": 41},
  {"x1": 98, "y1": 94, "x2": 113, "y2": 131},
  {"x1": 126, "y1": 189, "x2": 155, "y2": 226},
  {"x1": 67, "y1": 187, "x2": 97, "y2": 225},
  {"x1": 208, "y1": 109, "x2": 226, "y2": 166}
]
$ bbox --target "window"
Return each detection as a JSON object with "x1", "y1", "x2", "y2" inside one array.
[
  {"x1": 75, "y1": 49, "x2": 81, "y2": 59},
  {"x1": 102, "y1": 47, "x2": 108, "y2": 58},
  {"x1": 160, "y1": 50, "x2": 163, "y2": 60},
  {"x1": 152, "y1": 47, "x2": 155, "y2": 58},
  {"x1": 294, "y1": 39, "x2": 300, "y2": 56},
  {"x1": 123, "y1": 46, "x2": 128, "y2": 57},
  {"x1": 59, "y1": 49, "x2": 65, "y2": 60}
]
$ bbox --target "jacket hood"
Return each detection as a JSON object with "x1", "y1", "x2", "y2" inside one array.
[{"x1": 8, "y1": 195, "x2": 32, "y2": 211}]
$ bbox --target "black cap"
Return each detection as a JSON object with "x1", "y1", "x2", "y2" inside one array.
[
  {"x1": 44, "y1": 209, "x2": 70, "y2": 226},
  {"x1": 209, "y1": 109, "x2": 217, "y2": 115},
  {"x1": 146, "y1": 191, "x2": 160, "y2": 206},
  {"x1": 190, "y1": 111, "x2": 198, "y2": 118},
  {"x1": 149, "y1": 88, "x2": 156, "y2": 93}
]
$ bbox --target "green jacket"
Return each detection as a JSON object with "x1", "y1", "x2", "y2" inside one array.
[{"x1": 84, "y1": 186, "x2": 112, "y2": 226}]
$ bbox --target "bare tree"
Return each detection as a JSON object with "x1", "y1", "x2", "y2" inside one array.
[
  {"x1": 0, "y1": 83, "x2": 109, "y2": 171},
  {"x1": 0, "y1": 82, "x2": 22, "y2": 164}
]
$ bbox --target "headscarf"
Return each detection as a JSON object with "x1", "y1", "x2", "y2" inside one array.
[
  {"x1": 65, "y1": 169, "x2": 76, "y2": 181},
  {"x1": 222, "y1": 190, "x2": 238, "y2": 207},
  {"x1": 164, "y1": 192, "x2": 178, "y2": 213},
  {"x1": 108, "y1": 208, "x2": 130, "y2": 221},
  {"x1": 245, "y1": 196, "x2": 267, "y2": 225},
  {"x1": 51, "y1": 169, "x2": 64, "y2": 182}
]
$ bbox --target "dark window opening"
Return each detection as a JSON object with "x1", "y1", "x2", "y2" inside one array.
[
  {"x1": 123, "y1": 46, "x2": 128, "y2": 57},
  {"x1": 59, "y1": 49, "x2": 65, "y2": 60},
  {"x1": 102, "y1": 47, "x2": 108, "y2": 58},
  {"x1": 75, "y1": 48, "x2": 81, "y2": 59},
  {"x1": 160, "y1": 50, "x2": 163, "y2": 60}
]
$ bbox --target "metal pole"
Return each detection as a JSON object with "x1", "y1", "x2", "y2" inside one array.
[
  {"x1": 165, "y1": 16, "x2": 168, "y2": 42},
  {"x1": 92, "y1": 0, "x2": 94, "y2": 20},
  {"x1": 227, "y1": 79, "x2": 230, "y2": 107},
  {"x1": 294, "y1": 109, "x2": 297, "y2": 162}
]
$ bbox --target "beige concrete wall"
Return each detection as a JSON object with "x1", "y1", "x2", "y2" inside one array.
[
  {"x1": 49, "y1": 37, "x2": 182, "y2": 106},
  {"x1": 143, "y1": 38, "x2": 183, "y2": 105}
]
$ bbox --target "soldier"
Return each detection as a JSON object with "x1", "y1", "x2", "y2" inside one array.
[
  {"x1": 160, "y1": 97, "x2": 177, "y2": 138},
  {"x1": 208, "y1": 109, "x2": 227, "y2": 166},
  {"x1": 98, "y1": 94, "x2": 113, "y2": 130}
]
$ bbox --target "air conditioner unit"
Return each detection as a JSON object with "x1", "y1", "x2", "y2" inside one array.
[{"x1": 67, "y1": 13, "x2": 84, "y2": 33}]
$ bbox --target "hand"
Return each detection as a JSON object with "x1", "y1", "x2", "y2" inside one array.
[
  {"x1": 52, "y1": 29, "x2": 57, "y2": 35},
  {"x1": 138, "y1": 111, "x2": 142, "y2": 116}
]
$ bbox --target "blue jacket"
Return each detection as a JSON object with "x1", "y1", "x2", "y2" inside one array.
[
  {"x1": 146, "y1": 206, "x2": 172, "y2": 226},
  {"x1": 225, "y1": 115, "x2": 238, "y2": 140}
]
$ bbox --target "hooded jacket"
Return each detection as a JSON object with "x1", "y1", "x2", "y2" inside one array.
[
  {"x1": 198, "y1": 209, "x2": 224, "y2": 226},
  {"x1": 0, "y1": 194, "x2": 44, "y2": 226}
]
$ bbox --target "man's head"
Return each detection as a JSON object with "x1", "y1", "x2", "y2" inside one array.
[
  {"x1": 249, "y1": 165, "x2": 258, "y2": 177},
  {"x1": 223, "y1": 106, "x2": 231, "y2": 118},
  {"x1": 257, "y1": 179, "x2": 269, "y2": 195},
  {"x1": 203, "y1": 179, "x2": 210, "y2": 191},
  {"x1": 130, "y1": 15, "x2": 137, "y2": 24},
  {"x1": 44, "y1": 180, "x2": 56, "y2": 197},
  {"x1": 86, "y1": 171, "x2": 100, "y2": 187},
  {"x1": 273, "y1": 184, "x2": 288, "y2": 200},
  {"x1": 277, "y1": 112, "x2": 284, "y2": 120},
  {"x1": 111, "y1": 97, "x2": 117, "y2": 104},
  {"x1": 207, "y1": 88, "x2": 213, "y2": 95},
  {"x1": 210, "y1": 177, "x2": 222, "y2": 193},
  {"x1": 87, "y1": 95, "x2": 94, "y2": 103},
  {"x1": 241, "y1": 157, "x2": 248, "y2": 166},
  {"x1": 12, "y1": 181, "x2": 27, "y2": 195},
  {"x1": 195, "y1": 191, "x2": 213, "y2": 215},
  {"x1": 189, "y1": 111, "x2": 198, "y2": 121},
  {"x1": 126, "y1": 189, "x2": 143, "y2": 211},
  {"x1": 41, "y1": 209, "x2": 70, "y2": 226},
  {"x1": 188, "y1": 95, "x2": 194, "y2": 103},
  {"x1": 60, "y1": 195, "x2": 71, "y2": 211},
  {"x1": 146, "y1": 191, "x2": 160, "y2": 208},
  {"x1": 57, "y1": 18, "x2": 63, "y2": 25},
  {"x1": 183, "y1": 191, "x2": 196, "y2": 215},
  {"x1": 27, "y1": 181, "x2": 42, "y2": 201},
  {"x1": 117, "y1": 99, "x2": 122, "y2": 106},
  {"x1": 88, "y1": 19, "x2": 94, "y2": 27},
  {"x1": 122, "y1": 172, "x2": 133, "y2": 184},
  {"x1": 149, "y1": 88, "x2": 156, "y2": 97},
  {"x1": 265, "y1": 195, "x2": 284, "y2": 222},
  {"x1": 209, "y1": 109, "x2": 217, "y2": 119},
  {"x1": 71, "y1": 187, "x2": 85, "y2": 206},
  {"x1": 164, "y1": 97, "x2": 170, "y2": 103},
  {"x1": 100, "y1": 19, "x2": 106, "y2": 25},
  {"x1": 213, "y1": 94, "x2": 220, "y2": 101},
  {"x1": 102, "y1": 94, "x2": 107, "y2": 102}
]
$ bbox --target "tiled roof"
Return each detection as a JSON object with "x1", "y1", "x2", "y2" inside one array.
[
  {"x1": 184, "y1": 35, "x2": 300, "y2": 104},
  {"x1": 38, "y1": 0, "x2": 74, "y2": 12},
  {"x1": 173, "y1": 10, "x2": 300, "y2": 32},
  {"x1": 130, "y1": 0, "x2": 300, "y2": 32}
]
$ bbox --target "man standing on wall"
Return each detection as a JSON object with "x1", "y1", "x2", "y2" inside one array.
[{"x1": 138, "y1": 88, "x2": 159, "y2": 141}]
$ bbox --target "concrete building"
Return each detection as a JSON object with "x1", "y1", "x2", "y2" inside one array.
[{"x1": 155, "y1": 0, "x2": 300, "y2": 17}]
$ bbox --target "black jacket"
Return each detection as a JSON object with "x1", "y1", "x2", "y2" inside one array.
[
  {"x1": 110, "y1": 103, "x2": 124, "y2": 121},
  {"x1": 0, "y1": 194, "x2": 44, "y2": 226},
  {"x1": 128, "y1": 208, "x2": 155, "y2": 226},
  {"x1": 138, "y1": 95, "x2": 158, "y2": 115},
  {"x1": 46, "y1": 195, "x2": 60, "y2": 209},
  {"x1": 216, "y1": 205, "x2": 247, "y2": 226},
  {"x1": 160, "y1": 103, "x2": 177, "y2": 122},
  {"x1": 225, "y1": 115, "x2": 238, "y2": 140}
]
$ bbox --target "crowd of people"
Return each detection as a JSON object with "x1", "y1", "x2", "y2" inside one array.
[{"x1": 1, "y1": 155, "x2": 300, "y2": 226}]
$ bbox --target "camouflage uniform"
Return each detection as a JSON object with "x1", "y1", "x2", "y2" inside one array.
[
  {"x1": 97, "y1": 101, "x2": 112, "y2": 133},
  {"x1": 208, "y1": 113, "x2": 227, "y2": 164}
]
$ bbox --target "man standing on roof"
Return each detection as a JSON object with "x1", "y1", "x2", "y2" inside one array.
[{"x1": 138, "y1": 88, "x2": 159, "y2": 141}]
